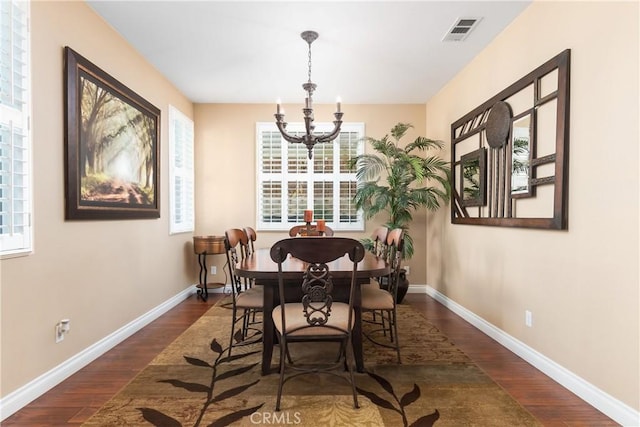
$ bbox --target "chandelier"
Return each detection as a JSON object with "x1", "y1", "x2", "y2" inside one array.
[{"x1": 274, "y1": 30, "x2": 343, "y2": 159}]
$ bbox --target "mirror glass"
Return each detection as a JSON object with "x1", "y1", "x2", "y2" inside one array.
[
  {"x1": 460, "y1": 148, "x2": 486, "y2": 207},
  {"x1": 511, "y1": 115, "x2": 531, "y2": 196}
]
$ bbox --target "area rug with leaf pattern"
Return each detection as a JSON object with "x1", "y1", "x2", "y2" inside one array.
[{"x1": 83, "y1": 297, "x2": 541, "y2": 426}]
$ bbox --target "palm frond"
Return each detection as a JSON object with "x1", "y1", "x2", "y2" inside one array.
[
  {"x1": 410, "y1": 187, "x2": 445, "y2": 210},
  {"x1": 354, "y1": 154, "x2": 387, "y2": 182},
  {"x1": 353, "y1": 182, "x2": 380, "y2": 207},
  {"x1": 421, "y1": 155, "x2": 451, "y2": 175},
  {"x1": 406, "y1": 155, "x2": 426, "y2": 181},
  {"x1": 391, "y1": 123, "x2": 412, "y2": 141},
  {"x1": 402, "y1": 233, "x2": 415, "y2": 259},
  {"x1": 353, "y1": 182, "x2": 391, "y2": 219},
  {"x1": 367, "y1": 136, "x2": 400, "y2": 158},
  {"x1": 360, "y1": 237, "x2": 376, "y2": 254},
  {"x1": 405, "y1": 136, "x2": 445, "y2": 153},
  {"x1": 430, "y1": 174, "x2": 452, "y2": 198}
]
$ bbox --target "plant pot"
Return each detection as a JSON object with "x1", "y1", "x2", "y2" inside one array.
[{"x1": 396, "y1": 269, "x2": 409, "y2": 303}]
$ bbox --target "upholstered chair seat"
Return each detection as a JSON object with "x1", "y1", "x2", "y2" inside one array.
[
  {"x1": 235, "y1": 286, "x2": 264, "y2": 309},
  {"x1": 272, "y1": 302, "x2": 354, "y2": 336},
  {"x1": 361, "y1": 288, "x2": 394, "y2": 310}
]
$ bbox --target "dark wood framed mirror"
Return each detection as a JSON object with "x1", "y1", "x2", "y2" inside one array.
[
  {"x1": 460, "y1": 148, "x2": 487, "y2": 207},
  {"x1": 450, "y1": 49, "x2": 570, "y2": 229}
]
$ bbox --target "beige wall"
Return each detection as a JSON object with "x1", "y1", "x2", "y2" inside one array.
[
  {"x1": 425, "y1": 1, "x2": 639, "y2": 410},
  {"x1": 3, "y1": 0, "x2": 637, "y2": 418},
  {"x1": 0, "y1": 2, "x2": 194, "y2": 397},
  {"x1": 193, "y1": 103, "x2": 431, "y2": 282}
]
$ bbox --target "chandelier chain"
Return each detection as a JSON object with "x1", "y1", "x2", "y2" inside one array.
[{"x1": 307, "y1": 42, "x2": 313, "y2": 84}]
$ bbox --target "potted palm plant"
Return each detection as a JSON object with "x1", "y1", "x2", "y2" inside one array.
[{"x1": 350, "y1": 123, "x2": 451, "y2": 301}]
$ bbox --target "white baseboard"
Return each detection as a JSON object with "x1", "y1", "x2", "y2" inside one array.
[
  {"x1": 426, "y1": 285, "x2": 640, "y2": 427},
  {"x1": 0, "y1": 286, "x2": 198, "y2": 421},
  {"x1": 407, "y1": 284, "x2": 428, "y2": 294}
]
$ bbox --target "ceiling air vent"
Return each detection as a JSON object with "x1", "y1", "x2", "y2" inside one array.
[{"x1": 443, "y1": 17, "x2": 482, "y2": 42}]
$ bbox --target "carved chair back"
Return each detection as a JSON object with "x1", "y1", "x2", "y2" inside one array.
[
  {"x1": 370, "y1": 226, "x2": 389, "y2": 259},
  {"x1": 270, "y1": 237, "x2": 365, "y2": 335},
  {"x1": 385, "y1": 228, "x2": 405, "y2": 299},
  {"x1": 224, "y1": 228, "x2": 251, "y2": 296},
  {"x1": 244, "y1": 226, "x2": 257, "y2": 255}
]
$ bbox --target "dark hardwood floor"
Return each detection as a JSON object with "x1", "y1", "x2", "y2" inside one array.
[
  {"x1": 2, "y1": 293, "x2": 616, "y2": 426},
  {"x1": 406, "y1": 294, "x2": 617, "y2": 426}
]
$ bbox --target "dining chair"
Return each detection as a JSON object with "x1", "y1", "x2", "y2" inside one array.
[
  {"x1": 243, "y1": 226, "x2": 261, "y2": 326},
  {"x1": 244, "y1": 226, "x2": 257, "y2": 255},
  {"x1": 269, "y1": 237, "x2": 365, "y2": 411},
  {"x1": 224, "y1": 228, "x2": 263, "y2": 357},
  {"x1": 288, "y1": 224, "x2": 334, "y2": 237},
  {"x1": 371, "y1": 226, "x2": 390, "y2": 258},
  {"x1": 361, "y1": 228, "x2": 404, "y2": 363},
  {"x1": 362, "y1": 226, "x2": 389, "y2": 292}
]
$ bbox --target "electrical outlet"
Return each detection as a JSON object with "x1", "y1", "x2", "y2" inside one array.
[
  {"x1": 210, "y1": 266, "x2": 217, "y2": 275},
  {"x1": 525, "y1": 310, "x2": 533, "y2": 327},
  {"x1": 403, "y1": 266, "x2": 410, "y2": 275},
  {"x1": 55, "y1": 324, "x2": 64, "y2": 343},
  {"x1": 55, "y1": 319, "x2": 70, "y2": 343}
]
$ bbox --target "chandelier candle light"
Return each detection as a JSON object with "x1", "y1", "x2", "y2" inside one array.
[{"x1": 275, "y1": 30, "x2": 343, "y2": 159}]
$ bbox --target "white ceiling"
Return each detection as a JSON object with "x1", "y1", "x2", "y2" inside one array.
[{"x1": 87, "y1": 1, "x2": 531, "y2": 104}]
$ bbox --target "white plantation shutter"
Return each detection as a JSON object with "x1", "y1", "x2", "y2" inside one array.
[
  {"x1": 337, "y1": 130, "x2": 360, "y2": 224},
  {"x1": 0, "y1": 1, "x2": 32, "y2": 256},
  {"x1": 256, "y1": 122, "x2": 364, "y2": 231},
  {"x1": 169, "y1": 106, "x2": 194, "y2": 234}
]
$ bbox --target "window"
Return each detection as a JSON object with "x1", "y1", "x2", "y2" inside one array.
[
  {"x1": 168, "y1": 106, "x2": 194, "y2": 234},
  {"x1": 1, "y1": 1, "x2": 31, "y2": 256},
  {"x1": 256, "y1": 122, "x2": 364, "y2": 231}
]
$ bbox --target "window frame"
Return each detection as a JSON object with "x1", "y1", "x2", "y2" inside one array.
[
  {"x1": 255, "y1": 122, "x2": 365, "y2": 232},
  {"x1": 1, "y1": 0, "x2": 32, "y2": 257},
  {"x1": 168, "y1": 105, "x2": 194, "y2": 234}
]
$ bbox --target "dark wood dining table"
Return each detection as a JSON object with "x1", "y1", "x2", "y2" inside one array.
[{"x1": 235, "y1": 247, "x2": 390, "y2": 375}]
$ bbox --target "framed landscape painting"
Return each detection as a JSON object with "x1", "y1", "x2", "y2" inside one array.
[{"x1": 64, "y1": 46, "x2": 160, "y2": 220}]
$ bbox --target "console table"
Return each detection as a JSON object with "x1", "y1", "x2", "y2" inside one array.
[{"x1": 193, "y1": 235, "x2": 226, "y2": 301}]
